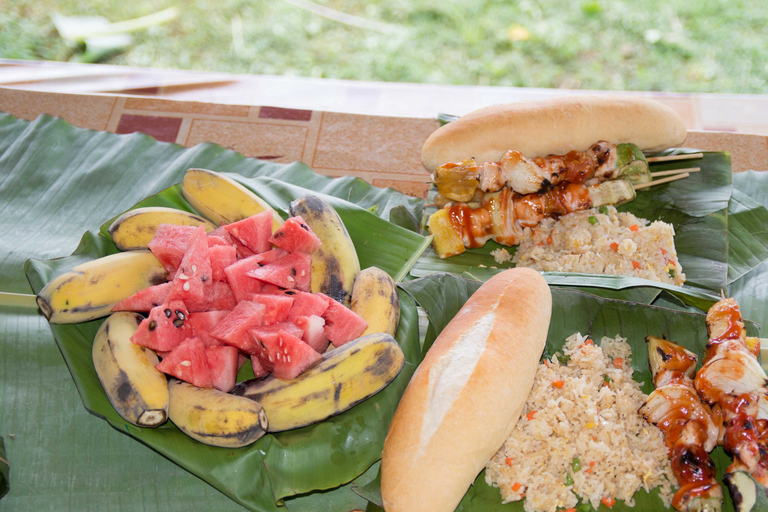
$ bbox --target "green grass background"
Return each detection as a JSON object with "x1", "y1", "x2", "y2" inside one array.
[{"x1": 2, "y1": 0, "x2": 767, "y2": 93}]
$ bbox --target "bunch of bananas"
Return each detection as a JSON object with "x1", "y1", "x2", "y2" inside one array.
[{"x1": 37, "y1": 168, "x2": 404, "y2": 448}]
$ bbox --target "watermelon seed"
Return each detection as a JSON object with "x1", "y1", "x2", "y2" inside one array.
[
  {"x1": 148, "y1": 320, "x2": 157, "y2": 331},
  {"x1": 191, "y1": 264, "x2": 197, "y2": 274},
  {"x1": 178, "y1": 273, "x2": 188, "y2": 280},
  {"x1": 175, "y1": 310, "x2": 186, "y2": 320},
  {"x1": 173, "y1": 319, "x2": 184, "y2": 328},
  {"x1": 164, "y1": 309, "x2": 172, "y2": 318},
  {"x1": 180, "y1": 360, "x2": 191, "y2": 367},
  {"x1": 287, "y1": 355, "x2": 291, "y2": 362},
  {"x1": 183, "y1": 282, "x2": 190, "y2": 291}
]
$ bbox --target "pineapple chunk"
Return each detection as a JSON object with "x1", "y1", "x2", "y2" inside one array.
[{"x1": 428, "y1": 209, "x2": 465, "y2": 258}]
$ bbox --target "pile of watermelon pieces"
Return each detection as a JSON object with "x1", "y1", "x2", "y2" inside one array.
[{"x1": 112, "y1": 209, "x2": 369, "y2": 393}]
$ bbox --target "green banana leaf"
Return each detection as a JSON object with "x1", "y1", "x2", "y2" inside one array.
[
  {"x1": 25, "y1": 233, "x2": 423, "y2": 511},
  {"x1": 351, "y1": 272, "x2": 762, "y2": 512},
  {"x1": 411, "y1": 151, "x2": 732, "y2": 308}
]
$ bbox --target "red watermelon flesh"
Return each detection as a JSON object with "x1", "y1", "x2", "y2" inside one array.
[
  {"x1": 250, "y1": 355, "x2": 270, "y2": 378},
  {"x1": 131, "y1": 300, "x2": 193, "y2": 352},
  {"x1": 252, "y1": 248, "x2": 288, "y2": 265},
  {"x1": 224, "y1": 254, "x2": 266, "y2": 303},
  {"x1": 207, "y1": 234, "x2": 231, "y2": 247},
  {"x1": 223, "y1": 210, "x2": 273, "y2": 254},
  {"x1": 210, "y1": 301, "x2": 266, "y2": 354},
  {"x1": 207, "y1": 281, "x2": 237, "y2": 311},
  {"x1": 156, "y1": 337, "x2": 213, "y2": 388},
  {"x1": 249, "y1": 293, "x2": 294, "y2": 324},
  {"x1": 259, "y1": 283, "x2": 284, "y2": 295},
  {"x1": 250, "y1": 321, "x2": 304, "y2": 342},
  {"x1": 112, "y1": 282, "x2": 171, "y2": 312},
  {"x1": 205, "y1": 345, "x2": 239, "y2": 392},
  {"x1": 147, "y1": 224, "x2": 198, "y2": 275},
  {"x1": 259, "y1": 331, "x2": 321, "y2": 380},
  {"x1": 292, "y1": 315, "x2": 330, "y2": 353},
  {"x1": 187, "y1": 310, "x2": 230, "y2": 347},
  {"x1": 286, "y1": 291, "x2": 330, "y2": 319},
  {"x1": 246, "y1": 252, "x2": 311, "y2": 291},
  {"x1": 166, "y1": 225, "x2": 213, "y2": 312},
  {"x1": 269, "y1": 216, "x2": 322, "y2": 254},
  {"x1": 209, "y1": 244, "x2": 237, "y2": 282},
  {"x1": 323, "y1": 298, "x2": 368, "y2": 346}
]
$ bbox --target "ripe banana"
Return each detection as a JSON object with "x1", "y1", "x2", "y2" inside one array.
[
  {"x1": 92, "y1": 312, "x2": 169, "y2": 427},
  {"x1": 350, "y1": 266, "x2": 400, "y2": 337},
  {"x1": 36, "y1": 250, "x2": 168, "y2": 324},
  {"x1": 232, "y1": 332, "x2": 404, "y2": 432},
  {"x1": 181, "y1": 168, "x2": 282, "y2": 230},
  {"x1": 289, "y1": 195, "x2": 360, "y2": 306},
  {"x1": 108, "y1": 206, "x2": 216, "y2": 251},
  {"x1": 168, "y1": 379, "x2": 269, "y2": 448}
]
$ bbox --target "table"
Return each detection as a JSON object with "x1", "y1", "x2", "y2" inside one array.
[{"x1": 2, "y1": 59, "x2": 768, "y2": 512}]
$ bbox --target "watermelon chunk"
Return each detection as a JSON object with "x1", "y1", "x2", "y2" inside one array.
[
  {"x1": 187, "y1": 310, "x2": 230, "y2": 347},
  {"x1": 223, "y1": 254, "x2": 267, "y2": 303},
  {"x1": 131, "y1": 300, "x2": 193, "y2": 352},
  {"x1": 223, "y1": 210, "x2": 273, "y2": 254},
  {"x1": 156, "y1": 337, "x2": 213, "y2": 388},
  {"x1": 166, "y1": 225, "x2": 213, "y2": 312},
  {"x1": 252, "y1": 248, "x2": 288, "y2": 265},
  {"x1": 112, "y1": 282, "x2": 171, "y2": 312},
  {"x1": 285, "y1": 291, "x2": 330, "y2": 319},
  {"x1": 292, "y1": 315, "x2": 330, "y2": 353},
  {"x1": 250, "y1": 321, "x2": 304, "y2": 342},
  {"x1": 206, "y1": 281, "x2": 237, "y2": 310},
  {"x1": 205, "y1": 345, "x2": 240, "y2": 392},
  {"x1": 258, "y1": 331, "x2": 321, "y2": 380},
  {"x1": 207, "y1": 234, "x2": 231, "y2": 247},
  {"x1": 246, "y1": 252, "x2": 311, "y2": 291},
  {"x1": 323, "y1": 298, "x2": 368, "y2": 346},
  {"x1": 210, "y1": 301, "x2": 267, "y2": 354},
  {"x1": 147, "y1": 224, "x2": 198, "y2": 275},
  {"x1": 269, "y1": 216, "x2": 322, "y2": 254},
  {"x1": 250, "y1": 355, "x2": 270, "y2": 378},
  {"x1": 209, "y1": 244, "x2": 237, "y2": 282},
  {"x1": 249, "y1": 293, "x2": 294, "y2": 324}
]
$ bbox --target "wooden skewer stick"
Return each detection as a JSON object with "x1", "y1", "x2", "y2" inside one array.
[
  {"x1": 646, "y1": 153, "x2": 704, "y2": 163},
  {"x1": 650, "y1": 167, "x2": 701, "y2": 178},
  {"x1": 634, "y1": 172, "x2": 690, "y2": 190}
]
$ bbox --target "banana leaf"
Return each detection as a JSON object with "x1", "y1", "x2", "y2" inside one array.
[
  {"x1": 411, "y1": 151, "x2": 732, "y2": 308},
  {"x1": 0, "y1": 111, "x2": 431, "y2": 511},
  {"x1": 352, "y1": 272, "x2": 762, "y2": 512},
  {"x1": 25, "y1": 229, "x2": 423, "y2": 511}
]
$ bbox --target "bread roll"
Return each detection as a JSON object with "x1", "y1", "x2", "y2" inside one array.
[
  {"x1": 380, "y1": 267, "x2": 552, "y2": 512},
  {"x1": 421, "y1": 95, "x2": 688, "y2": 171}
]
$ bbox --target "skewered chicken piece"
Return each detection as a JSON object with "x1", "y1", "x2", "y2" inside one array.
[
  {"x1": 640, "y1": 336, "x2": 723, "y2": 512},
  {"x1": 433, "y1": 141, "x2": 650, "y2": 201},
  {"x1": 694, "y1": 299, "x2": 768, "y2": 497},
  {"x1": 427, "y1": 179, "x2": 636, "y2": 258}
]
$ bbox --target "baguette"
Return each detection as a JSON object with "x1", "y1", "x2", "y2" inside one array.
[
  {"x1": 380, "y1": 267, "x2": 552, "y2": 512},
  {"x1": 421, "y1": 95, "x2": 688, "y2": 171}
]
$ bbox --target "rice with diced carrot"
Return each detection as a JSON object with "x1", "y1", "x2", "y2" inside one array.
[
  {"x1": 485, "y1": 333, "x2": 675, "y2": 512},
  {"x1": 510, "y1": 206, "x2": 685, "y2": 286}
]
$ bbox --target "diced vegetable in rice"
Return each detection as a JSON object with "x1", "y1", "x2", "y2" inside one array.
[
  {"x1": 511, "y1": 206, "x2": 685, "y2": 285},
  {"x1": 485, "y1": 333, "x2": 675, "y2": 512}
]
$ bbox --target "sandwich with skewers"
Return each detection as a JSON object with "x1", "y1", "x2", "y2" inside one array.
[{"x1": 423, "y1": 95, "x2": 698, "y2": 285}]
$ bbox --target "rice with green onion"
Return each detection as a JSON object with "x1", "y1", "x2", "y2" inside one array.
[
  {"x1": 511, "y1": 206, "x2": 685, "y2": 286},
  {"x1": 485, "y1": 333, "x2": 675, "y2": 512}
]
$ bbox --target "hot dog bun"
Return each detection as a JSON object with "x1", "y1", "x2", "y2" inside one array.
[
  {"x1": 421, "y1": 95, "x2": 688, "y2": 171},
  {"x1": 380, "y1": 268, "x2": 552, "y2": 512}
]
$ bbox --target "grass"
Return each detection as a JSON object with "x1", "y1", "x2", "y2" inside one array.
[{"x1": 2, "y1": 0, "x2": 767, "y2": 93}]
